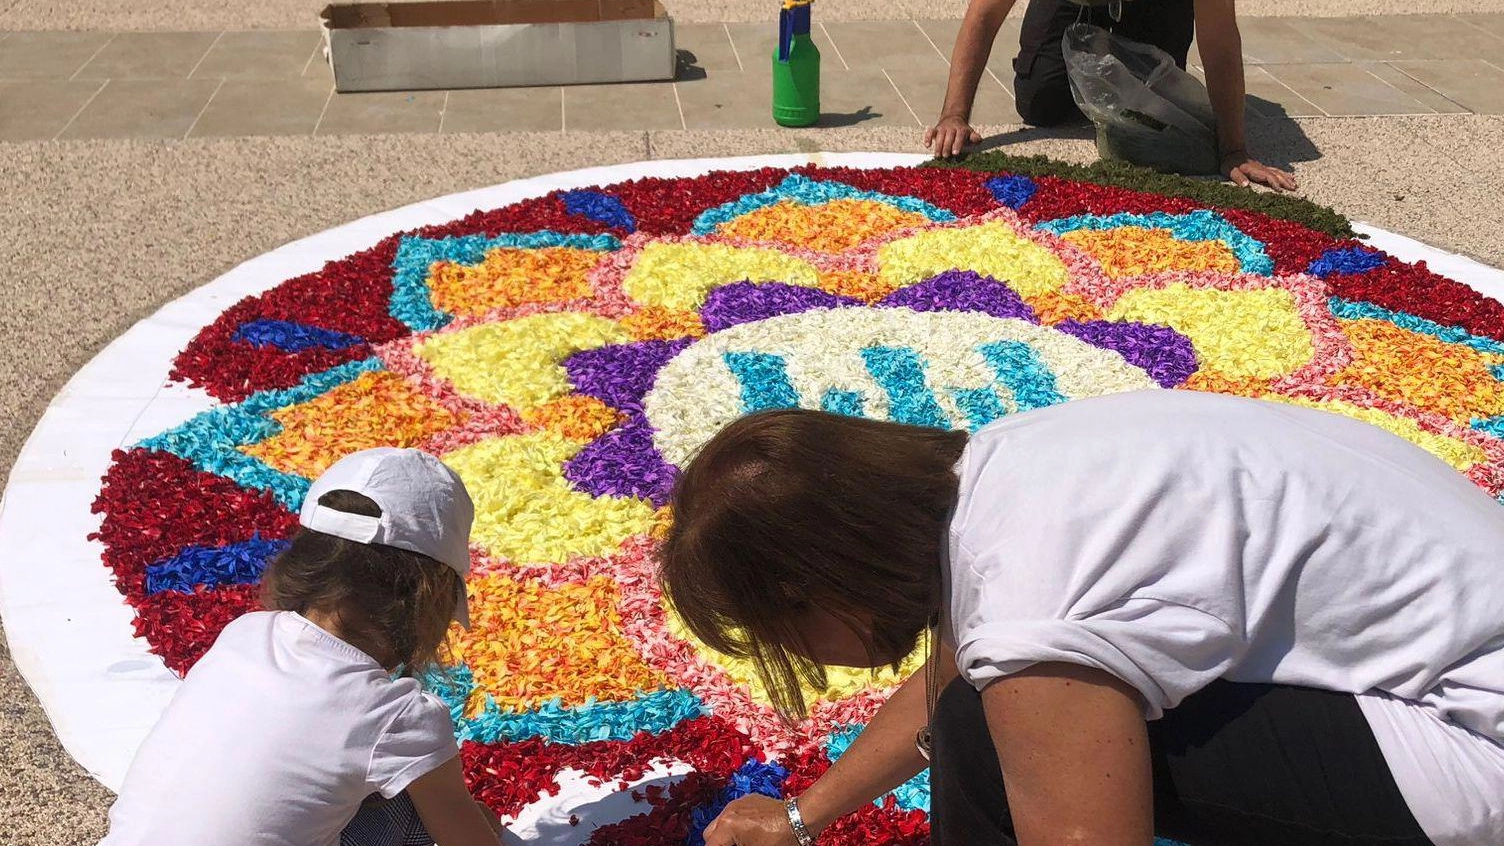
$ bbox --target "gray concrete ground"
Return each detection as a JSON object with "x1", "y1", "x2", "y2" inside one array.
[
  {"x1": 4, "y1": 115, "x2": 1504, "y2": 843},
  {"x1": 3, "y1": 3, "x2": 1504, "y2": 843},
  {"x1": 5, "y1": 0, "x2": 1504, "y2": 29}
]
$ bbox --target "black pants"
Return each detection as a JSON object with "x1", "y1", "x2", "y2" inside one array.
[
  {"x1": 341, "y1": 792, "x2": 432, "y2": 846},
  {"x1": 930, "y1": 678, "x2": 1434, "y2": 846},
  {"x1": 1012, "y1": 0, "x2": 1196, "y2": 126}
]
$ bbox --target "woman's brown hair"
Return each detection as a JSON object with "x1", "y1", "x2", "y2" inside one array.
[
  {"x1": 660, "y1": 409, "x2": 967, "y2": 718},
  {"x1": 260, "y1": 489, "x2": 462, "y2": 676}
]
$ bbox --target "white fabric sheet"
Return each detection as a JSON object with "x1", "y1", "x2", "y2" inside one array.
[{"x1": 1, "y1": 152, "x2": 1499, "y2": 845}]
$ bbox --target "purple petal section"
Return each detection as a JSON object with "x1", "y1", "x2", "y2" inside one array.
[
  {"x1": 563, "y1": 338, "x2": 692, "y2": 415},
  {"x1": 1057, "y1": 320, "x2": 1199, "y2": 388},
  {"x1": 700, "y1": 281, "x2": 862, "y2": 332},
  {"x1": 879, "y1": 271, "x2": 1038, "y2": 322},
  {"x1": 563, "y1": 420, "x2": 678, "y2": 507}
]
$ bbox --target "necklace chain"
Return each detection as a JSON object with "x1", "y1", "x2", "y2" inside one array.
[{"x1": 915, "y1": 617, "x2": 939, "y2": 760}]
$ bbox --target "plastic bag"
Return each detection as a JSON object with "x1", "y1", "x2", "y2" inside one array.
[{"x1": 1063, "y1": 22, "x2": 1220, "y2": 175}]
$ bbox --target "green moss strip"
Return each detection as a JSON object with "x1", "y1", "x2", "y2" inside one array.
[{"x1": 925, "y1": 151, "x2": 1353, "y2": 238}]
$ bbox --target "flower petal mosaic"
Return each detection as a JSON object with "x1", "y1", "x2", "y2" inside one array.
[{"x1": 91, "y1": 160, "x2": 1504, "y2": 844}]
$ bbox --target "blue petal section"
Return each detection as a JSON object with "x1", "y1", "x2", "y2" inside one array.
[
  {"x1": 1308, "y1": 245, "x2": 1386, "y2": 278},
  {"x1": 138, "y1": 357, "x2": 382, "y2": 509},
  {"x1": 980, "y1": 340, "x2": 1066, "y2": 412},
  {"x1": 821, "y1": 388, "x2": 866, "y2": 417},
  {"x1": 828, "y1": 724, "x2": 930, "y2": 812},
  {"x1": 425, "y1": 665, "x2": 704, "y2": 745},
  {"x1": 389, "y1": 231, "x2": 620, "y2": 333},
  {"x1": 1036, "y1": 210, "x2": 1274, "y2": 276},
  {"x1": 231, "y1": 319, "x2": 365, "y2": 353},
  {"x1": 688, "y1": 759, "x2": 790, "y2": 846},
  {"x1": 1328, "y1": 297, "x2": 1504, "y2": 356},
  {"x1": 950, "y1": 386, "x2": 1008, "y2": 431},
  {"x1": 1473, "y1": 415, "x2": 1504, "y2": 440},
  {"x1": 561, "y1": 189, "x2": 638, "y2": 233},
  {"x1": 691, "y1": 173, "x2": 956, "y2": 236},
  {"x1": 145, "y1": 535, "x2": 290, "y2": 594},
  {"x1": 725, "y1": 351, "x2": 800, "y2": 412},
  {"x1": 984, "y1": 174, "x2": 1038, "y2": 210},
  {"x1": 862, "y1": 346, "x2": 950, "y2": 429}
]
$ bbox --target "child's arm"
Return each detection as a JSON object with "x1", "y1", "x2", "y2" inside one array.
[{"x1": 407, "y1": 756, "x2": 502, "y2": 846}]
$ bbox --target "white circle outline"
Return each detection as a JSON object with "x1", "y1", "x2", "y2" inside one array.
[{"x1": 2, "y1": 152, "x2": 1501, "y2": 800}]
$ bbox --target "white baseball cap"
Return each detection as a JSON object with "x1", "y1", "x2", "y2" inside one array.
[{"x1": 300, "y1": 447, "x2": 476, "y2": 627}]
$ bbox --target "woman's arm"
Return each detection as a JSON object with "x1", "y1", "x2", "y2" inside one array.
[
  {"x1": 1194, "y1": 0, "x2": 1298, "y2": 191},
  {"x1": 407, "y1": 756, "x2": 503, "y2": 846},
  {"x1": 981, "y1": 663, "x2": 1153, "y2": 846},
  {"x1": 925, "y1": 0, "x2": 1019, "y2": 156},
  {"x1": 703, "y1": 647, "x2": 959, "y2": 846}
]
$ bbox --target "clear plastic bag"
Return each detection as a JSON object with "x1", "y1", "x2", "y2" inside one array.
[{"x1": 1063, "y1": 22, "x2": 1220, "y2": 175}]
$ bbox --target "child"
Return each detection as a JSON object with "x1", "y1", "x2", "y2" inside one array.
[{"x1": 100, "y1": 447, "x2": 504, "y2": 846}]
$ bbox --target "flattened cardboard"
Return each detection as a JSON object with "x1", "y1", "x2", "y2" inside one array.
[{"x1": 320, "y1": 0, "x2": 675, "y2": 92}]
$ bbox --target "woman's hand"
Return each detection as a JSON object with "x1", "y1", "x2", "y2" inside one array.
[
  {"x1": 924, "y1": 115, "x2": 983, "y2": 157},
  {"x1": 1222, "y1": 151, "x2": 1299, "y2": 192},
  {"x1": 702, "y1": 795, "x2": 797, "y2": 846}
]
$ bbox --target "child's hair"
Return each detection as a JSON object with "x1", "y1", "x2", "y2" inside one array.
[{"x1": 260, "y1": 489, "x2": 462, "y2": 675}]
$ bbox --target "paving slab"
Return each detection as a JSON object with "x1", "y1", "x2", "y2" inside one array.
[
  {"x1": 73, "y1": 31, "x2": 218, "y2": 79},
  {"x1": 59, "y1": 78, "x2": 220, "y2": 138},
  {"x1": 563, "y1": 82, "x2": 683, "y2": 132},
  {"x1": 314, "y1": 89, "x2": 444, "y2": 135},
  {"x1": 189, "y1": 30, "x2": 321, "y2": 79},
  {"x1": 0, "y1": 79, "x2": 102, "y2": 140},
  {"x1": 0, "y1": 31, "x2": 114, "y2": 79},
  {"x1": 188, "y1": 78, "x2": 331, "y2": 137},
  {"x1": 1264, "y1": 62, "x2": 1436, "y2": 116},
  {"x1": 442, "y1": 87, "x2": 564, "y2": 134},
  {"x1": 1391, "y1": 59, "x2": 1504, "y2": 115}
]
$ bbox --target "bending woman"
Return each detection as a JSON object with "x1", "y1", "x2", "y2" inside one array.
[{"x1": 661, "y1": 390, "x2": 1504, "y2": 846}]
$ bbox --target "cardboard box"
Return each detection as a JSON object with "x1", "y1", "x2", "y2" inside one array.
[{"x1": 320, "y1": 0, "x2": 676, "y2": 92}]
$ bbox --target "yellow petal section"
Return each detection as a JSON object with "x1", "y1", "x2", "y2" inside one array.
[
  {"x1": 1110, "y1": 285, "x2": 1315, "y2": 381},
  {"x1": 1062, "y1": 227, "x2": 1241, "y2": 279},
  {"x1": 443, "y1": 431, "x2": 656, "y2": 564},
  {"x1": 416, "y1": 312, "x2": 628, "y2": 410},
  {"x1": 877, "y1": 221, "x2": 1069, "y2": 299},
  {"x1": 245, "y1": 371, "x2": 457, "y2": 478},
  {"x1": 622, "y1": 242, "x2": 821, "y2": 310}
]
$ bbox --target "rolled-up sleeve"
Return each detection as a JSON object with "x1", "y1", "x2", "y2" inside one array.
[{"x1": 955, "y1": 597, "x2": 1243, "y2": 719}]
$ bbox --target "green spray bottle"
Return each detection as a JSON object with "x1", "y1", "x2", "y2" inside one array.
[{"x1": 772, "y1": 0, "x2": 820, "y2": 127}]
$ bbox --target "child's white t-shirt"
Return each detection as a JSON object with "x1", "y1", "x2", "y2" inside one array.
[
  {"x1": 101, "y1": 610, "x2": 457, "y2": 846},
  {"x1": 946, "y1": 390, "x2": 1504, "y2": 845}
]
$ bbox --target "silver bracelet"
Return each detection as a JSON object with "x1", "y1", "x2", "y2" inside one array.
[{"x1": 784, "y1": 797, "x2": 815, "y2": 846}]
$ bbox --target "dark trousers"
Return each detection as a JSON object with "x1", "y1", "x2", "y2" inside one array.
[
  {"x1": 341, "y1": 792, "x2": 433, "y2": 846},
  {"x1": 1012, "y1": 0, "x2": 1196, "y2": 126},
  {"x1": 930, "y1": 678, "x2": 1434, "y2": 846}
]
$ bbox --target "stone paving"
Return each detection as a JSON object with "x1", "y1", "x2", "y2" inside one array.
[{"x1": 2, "y1": 13, "x2": 1503, "y2": 141}]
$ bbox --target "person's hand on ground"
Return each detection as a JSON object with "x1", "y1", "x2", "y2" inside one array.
[
  {"x1": 702, "y1": 794, "x2": 799, "y2": 846},
  {"x1": 924, "y1": 115, "x2": 982, "y2": 157},
  {"x1": 1222, "y1": 152, "x2": 1299, "y2": 192}
]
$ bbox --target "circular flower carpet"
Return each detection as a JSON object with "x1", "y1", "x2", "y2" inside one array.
[{"x1": 8, "y1": 152, "x2": 1504, "y2": 845}]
